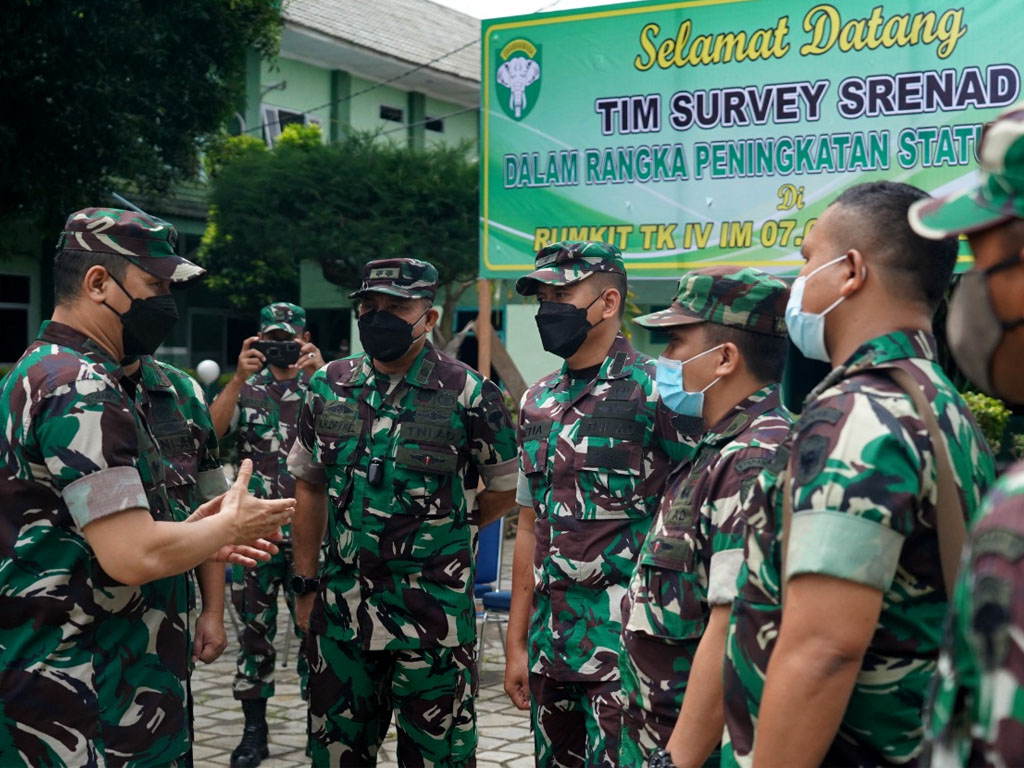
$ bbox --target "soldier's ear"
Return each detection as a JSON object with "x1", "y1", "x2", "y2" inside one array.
[
  {"x1": 714, "y1": 342, "x2": 740, "y2": 377},
  {"x1": 840, "y1": 250, "x2": 867, "y2": 297},
  {"x1": 423, "y1": 307, "x2": 440, "y2": 330},
  {"x1": 83, "y1": 265, "x2": 112, "y2": 304},
  {"x1": 599, "y1": 287, "x2": 620, "y2": 320}
]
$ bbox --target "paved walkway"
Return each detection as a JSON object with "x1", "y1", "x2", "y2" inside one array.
[{"x1": 192, "y1": 543, "x2": 532, "y2": 767}]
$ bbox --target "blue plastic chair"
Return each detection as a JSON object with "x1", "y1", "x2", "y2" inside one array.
[
  {"x1": 476, "y1": 517, "x2": 510, "y2": 658},
  {"x1": 475, "y1": 516, "x2": 504, "y2": 597},
  {"x1": 480, "y1": 588, "x2": 512, "y2": 654}
]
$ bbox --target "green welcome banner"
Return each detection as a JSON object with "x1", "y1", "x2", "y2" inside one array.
[{"x1": 480, "y1": 0, "x2": 1023, "y2": 278}]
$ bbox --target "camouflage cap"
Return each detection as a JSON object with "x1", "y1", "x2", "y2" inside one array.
[
  {"x1": 515, "y1": 240, "x2": 626, "y2": 296},
  {"x1": 260, "y1": 302, "x2": 306, "y2": 335},
  {"x1": 58, "y1": 207, "x2": 206, "y2": 284},
  {"x1": 910, "y1": 103, "x2": 1024, "y2": 238},
  {"x1": 349, "y1": 258, "x2": 438, "y2": 301},
  {"x1": 634, "y1": 266, "x2": 789, "y2": 336}
]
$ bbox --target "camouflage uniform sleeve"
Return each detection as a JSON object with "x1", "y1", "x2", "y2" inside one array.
[
  {"x1": 34, "y1": 376, "x2": 149, "y2": 529},
  {"x1": 967, "y1": 473, "x2": 1024, "y2": 767},
  {"x1": 286, "y1": 382, "x2": 326, "y2": 486},
  {"x1": 785, "y1": 392, "x2": 913, "y2": 591},
  {"x1": 468, "y1": 378, "x2": 518, "y2": 492},
  {"x1": 652, "y1": 398, "x2": 700, "y2": 465},
  {"x1": 703, "y1": 446, "x2": 775, "y2": 606},
  {"x1": 186, "y1": 375, "x2": 229, "y2": 501},
  {"x1": 228, "y1": 404, "x2": 241, "y2": 434},
  {"x1": 516, "y1": 466, "x2": 531, "y2": 507}
]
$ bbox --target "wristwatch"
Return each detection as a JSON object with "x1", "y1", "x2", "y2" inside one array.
[
  {"x1": 290, "y1": 574, "x2": 320, "y2": 596},
  {"x1": 649, "y1": 749, "x2": 678, "y2": 768}
]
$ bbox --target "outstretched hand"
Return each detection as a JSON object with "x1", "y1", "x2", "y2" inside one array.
[{"x1": 187, "y1": 460, "x2": 293, "y2": 567}]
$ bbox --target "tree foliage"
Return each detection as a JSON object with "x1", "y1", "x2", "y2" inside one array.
[
  {"x1": 0, "y1": 0, "x2": 282, "y2": 227},
  {"x1": 199, "y1": 129, "x2": 479, "y2": 340}
]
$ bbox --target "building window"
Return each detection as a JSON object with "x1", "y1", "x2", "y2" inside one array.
[
  {"x1": 260, "y1": 104, "x2": 326, "y2": 146},
  {"x1": 379, "y1": 105, "x2": 404, "y2": 122},
  {"x1": 425, "y1": 116, "x2": 445, "y2": 133},
  {"x1": 0, "y1": 274, "x2": 31, "y2": 365}
]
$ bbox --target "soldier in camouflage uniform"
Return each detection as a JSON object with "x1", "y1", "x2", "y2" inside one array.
[
  {"x1": 724, "y1": 182, "x2": 995, "y2": 768},
  {"x1": 0, "y1": 208, "x2": 291, "y2": 767},
  {"x1": 129, "y1": 354, "x2": 232, "y2": 766},
  {"x1": 506, "y1": 241, "x2": 698, "y2": 768},
  {"x1": 616, "y1": 268, "x2": 792, "y2": 768},
  {"x1": 909, "y1": 103, "x2": 1024, "y2": 768},
  {"x1": 287, "y1": 258, "x2": 518, "y2": 767},
  {"x1": 209, "y1": 301, "x2": 325, "y2": 768}
]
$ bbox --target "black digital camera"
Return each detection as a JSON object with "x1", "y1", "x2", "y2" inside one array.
[{"x1": 252, "y1": 340, "x2": 302, "y2": 367}]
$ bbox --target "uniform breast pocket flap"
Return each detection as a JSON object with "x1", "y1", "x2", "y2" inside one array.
[
  {"x1": 394, "y1": 443, "x2": 458, "y2": 476},
  {"x1": 574, "y1": 441, "x2": 642, "y2": 476}
]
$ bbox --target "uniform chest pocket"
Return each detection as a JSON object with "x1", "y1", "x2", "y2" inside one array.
[
  {"x1": 314, "y1": 401, "x2": 363, "y2": 466},
  {"x1": 392, "y1": 440, "x2": 462, "y2": 515},
  {"x1": 520, "y1": 420, "x2": 553, "y2": 476},
  {"x1": 164, "y1": 449, "x2": 200, "y2": 489},
  {"x1": 645, "y1": 530, "x2": 697, "y2": 573},
  {"x1": 240, "y1": 417, "x2": 275, "y2": 453},
  {"x1": 316, "y1": 434, "x2": 361, "y2": 468},
  {"x1": 573, "y1": 429, "x2": 645, "y2": 520},
  {"x1": 151, "y1": 421, "x2": 198, "y2": 488},
  {"x1": 239, "y1": 397, "x2": 273, "y2": 424}
]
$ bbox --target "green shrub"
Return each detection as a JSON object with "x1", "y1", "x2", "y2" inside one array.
[
  {"x1": 1013, "y1": 433, "x2": 1024, "y2": 461},
  {"x1": 962, "y1": 391, "x2": 1012, "y2": 454}
]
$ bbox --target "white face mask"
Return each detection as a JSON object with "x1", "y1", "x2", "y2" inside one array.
[{"x1": 784, "y1": 255, "x2": 850, "y2": 362}]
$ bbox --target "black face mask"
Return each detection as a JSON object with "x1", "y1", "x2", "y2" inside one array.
[
  {"x1": 358, "y1": 309, "x2": 427, "y2": 362},
  {"x1": 103, "y1": 275, "x2": 179, "y2": 361},
  {"x1": 535, "y1": 291, "x2": 605, "y2": 359}
]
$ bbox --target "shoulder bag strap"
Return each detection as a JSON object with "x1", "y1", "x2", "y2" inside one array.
[{"x1": 780, "y1": 365, "x2": 964, "y2": 605}]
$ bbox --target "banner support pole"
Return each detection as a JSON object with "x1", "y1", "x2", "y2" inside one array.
[{"x1": 477, "y1": 278, "x2": 492, "y2": 379}]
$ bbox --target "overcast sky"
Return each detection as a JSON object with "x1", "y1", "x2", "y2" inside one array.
[{"x1": 430, "y1": 0, "x2": 634, "y2": 19}]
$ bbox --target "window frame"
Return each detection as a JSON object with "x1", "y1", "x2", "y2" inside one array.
[{"x1": 260, "y1": 103, "x2": 326, "y2": 146}]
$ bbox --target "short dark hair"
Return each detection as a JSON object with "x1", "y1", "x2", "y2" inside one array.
[
  {"x1": 589, "y1": 271, "x2": 628, "y2": 318},
  {"x1": 53, "y1": 249, "x2": 128, "y2": 306},
  {"x1": 703, "y1": 323, "x2": 787, "y2": 384},
  {"x1": 830, "y1": 182, "x2": 958, "y2": 312}
]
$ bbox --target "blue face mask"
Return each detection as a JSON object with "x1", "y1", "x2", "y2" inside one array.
[
  {"x1": 785, "y1": 254, "x2": 850, "y2": 363},
  {"x1": 655, "y1": 345, "x2": 724, "y2": 417}
]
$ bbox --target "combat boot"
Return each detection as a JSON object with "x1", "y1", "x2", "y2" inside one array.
[{"x1": 230, "y1": 698, "x2": 269, "y2": 768}]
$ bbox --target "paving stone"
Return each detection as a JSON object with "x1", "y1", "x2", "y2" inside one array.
[
  {"x1": 191, "y1": 743, "x2": 228, "y2": 761},
  {"x1": 194, "y1": 548, "x2": 533, "y2": 764},
  {"x1": 271, "y1": 733, "x2": 310, "y2": 749},
  {"x1": 502, "y1": 740, "x2": 536, "y2": 755},
  {"x1": 202, "y1": 696, "x2": 242, "y2": 710},
  {"x1": 200, "y1": 735, "x2": 246, "y2": 752},
  {"x1": 485, "y1": 726, "x2": 532, "y2": 741},
  {"x1": 477, "y1": 735, "x2": 507, "y2": 751}
]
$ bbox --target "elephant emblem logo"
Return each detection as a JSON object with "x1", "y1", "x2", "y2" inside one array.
[{"x1": 495, "y1": 38, "x2": 541, "y2": 121}]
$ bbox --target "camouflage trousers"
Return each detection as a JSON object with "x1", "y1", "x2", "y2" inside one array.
[
  {"x1": 231, "y1": 541, "x2": 308, "y2": 700},
  {"x1": 307, "y1": 634, "x2": 478, "y2": 768},
  {"x1": 619, "y1": 629, "x2": 717, "y2": 768},
  {"x1": 528, "y1": 674, "x2": 621, "y2": 768}
]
